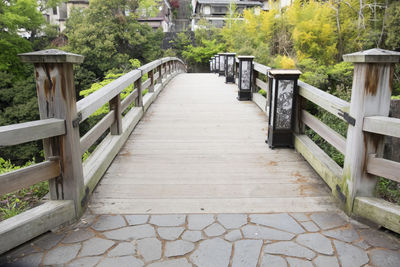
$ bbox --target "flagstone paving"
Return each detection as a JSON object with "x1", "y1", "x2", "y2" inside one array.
[{"x1": 1, "y1": 211, "x2": 400, "y2": 267}]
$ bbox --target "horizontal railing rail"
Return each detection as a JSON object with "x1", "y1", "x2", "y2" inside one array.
[
  {"x1": 0, "y1": 49, "x2": 186, "y2": 254},
  {"x1": 214, "y1": 50, "x2": 400, "y2": 234}
]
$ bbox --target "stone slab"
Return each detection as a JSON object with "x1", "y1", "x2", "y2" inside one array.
[
  {"x1": 370, "y1": 249, "x2": 400, "y2": 267},
  {"x1": 62, "y1": 229, "x2": 95, "y2": 244},
  {"x1": 149, "y1": 215, "x2": 185, "y2": 226},
  {"x1": 232, "y1": 239, "x2": 262, "y2": 267},
  {"x1": 310, "y1": 213, "x2": 346, "y2": 230},
  {"x1": 103, "y1": 225, "x2": 155, "y2": 241},
  {"x1": 296, "y1": 233, "x2": 334, "y2": 255},
  {"x1": 182, "y1": 230, "x2": 203, "y2": 242},
  {"x1": 97, "y1": 256, "x2": 144, "y2": 267},
  {"x1": 314, "y1": 255, "x2": 340, "y2": 267},
  {"x1": 286, "y1": 257, "x2": 313, "y2": 267},
  {"x1": 137, "y1": 237, "x2": 161, "y2": 262},
  {"x1": 188, "y1": 214, "x2": 215, "y2": 230},
  {"x1": 224, "y1": 230, "x2": 242, "y2": 242},
  {"x1": 250, "y1": 213, "x2": 305, "y2": 234},
  {"x1": 190, "y1": 238, "x2": 232, "y2": 267},
  {"x1": 125, "y1": 215, "x2": 149, "y2": 225},
  {"x1": 334, "y1": 240, "x2": 369, "y2": 267},
  {"x1": 261, "y1": 254, "x2": 287, "y2": 267},
  {"x1": 92, "y1": 215, "x2": 126, "y2": 231},
  {"x1": 204, "y1": 223, "x2": 226, "y2": 237},
  {"x1": 67, "y1": 256, "x2": 102, "y2": 267},
  {"x1": 323, "y1": 228, "x2": 360, "y2": 242},
  {"x1": 157, "y1": 227, "x2": 184, "y2": 240},
  {"x1": 242, "y1": 225, "x2": 295, "y2": 240},
  {"x1": 108, "y1": 242, "x2": 136, "y2": 256},
  {"x1": 165, "y1": 240, "x2": 195, "y2": 257},
  {"x1": 263, "y1": 241, "x2": 315, "y2": 260},
  {"x1": 217, "y1": 214, "x2": 247, "y2": 229},
  {"x1": 80, "y1": 238, "x2": 115, "y2": 257},
  {"x1": 148, "y1": 258, "x2": 192, "y2": 267},
  {"x1": 43, "y1": 244, "x2": 81, "y2": 265}
]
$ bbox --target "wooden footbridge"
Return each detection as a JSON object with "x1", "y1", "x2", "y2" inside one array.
[{"x1": 0, "y1": 49, "x2": 400, "y2": 254}]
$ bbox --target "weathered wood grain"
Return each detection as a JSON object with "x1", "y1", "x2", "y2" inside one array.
[
  {"x1": 0, "y1": 200, "x2": 74, "y2": 254},
  {"x1": 0, "y1": 118, "x2": 65, "y2": 146},
  {"x1": 294, "y1": 133, "x2": 342, "y2": 192},
  {"x1": 298, "y1": 80, "x2": 350, "y2": 121},
  {"x1": 109, "y1": 94, "x2": 122, "y2": 135},
  {"x1": 363, "y1": 116, "x2": 400, "y2": 138},
  {"x1": 253, "y1": 62, "x2": 271, "y2": 75},
  {"x1": 366, "y1": 154, "x2": 400, "y2": 183},
  {"x1": 80, "y1": 111, "x2": 115, "y2": 155},
  {"x1": 255, "y1": 78, "x2": 268, "y2": 91},
  {"x1": 0, "y1": 160, "x2": 60, "y2": 196},
  {"x1": 353, "y1": 197, "x2": 400, "y2": 234},
  {"x1": 121, "y1": 89, "x2": 138, "y2": 112},
  {"x1": 90, "y1": 74, "x2": 334, "y2": 214},
  {"x1": 302, "y1": 110, "x2": 347, "y2": 154}
]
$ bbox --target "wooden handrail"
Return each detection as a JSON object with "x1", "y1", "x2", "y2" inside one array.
[
  {"x1": 363, "y1": 116, "x2": 400, "y2": 138},
  {"x1": 298, "y1": 81, "x2": 350, "y2": 121},
  {"x1": 0, "y1": 118, "x2": 65, "y2": 146},
  {"x1": 0, "y1": 160, "x2": 61, "y2": 195},
  {"x1": 366, "y1": 154, "x2": 400, "y2": 183}
]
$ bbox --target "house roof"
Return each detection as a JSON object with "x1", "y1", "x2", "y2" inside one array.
[{"x1": 197, "y1": 0, "x2": 262, "y2": 6}]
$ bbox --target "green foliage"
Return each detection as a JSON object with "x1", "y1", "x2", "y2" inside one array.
[
  {"x1": 183, "y1": 39, "x2": 225, "y2": 64},
  {"x1": 0, "y1": 158, "x2": 49, "y2": 220},
  {"x1": 64, "y1": 0, "x2": 163, "y2": 92},
  {"x1": 375, "y1": 177, "x2": 400, "y2": 205}
]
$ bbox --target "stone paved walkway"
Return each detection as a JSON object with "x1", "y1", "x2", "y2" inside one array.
[{"x1": 1, "y1": 211, "x2": 400, "y2": 267}]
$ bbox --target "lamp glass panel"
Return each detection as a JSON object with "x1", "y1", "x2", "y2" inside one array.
[
  {"x1": 270, "y1": 78, "x2": 276, "y2": 126},
  {"x1": 227, "y1": 56, "x2": 234, "y2": 76},
  {"x1": 216, "y1": 57, "x2": 219, "y2": 69},
  {"x1": 240, "y1": 61, "x2": 251, "y2": 90},
  {"x1": 276, "y1": 79, "x2": 294, "y2": 129},
  {"x1": 219, "y1": 55, "x2": 225, "y2": 71}
]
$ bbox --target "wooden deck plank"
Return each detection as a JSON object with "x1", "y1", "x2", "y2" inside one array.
[{"x1": 89, "y1": 74, "x2": 335, "y2": 214}]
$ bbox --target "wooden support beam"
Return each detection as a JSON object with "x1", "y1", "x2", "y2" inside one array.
[
  {"x1": 298, "y1": 81, "x2": 350, "y2": 121},
  {"x1": 109, "y1": 94, "x2": 122, "y2": 135},
  {"x1": 366, "y1": 154, "x2": 400, "y2": 183},
  {"x1": 353, "y1": 197, "x2": 400, "y2": 234},
  {"x1": 0, "y1": 200, "x2": 75, "y2": 254},
  {"x1": 80, "y1": 111, "x2": 115, "y2": 156},
  {"x1": 19, "y1": 49, "x2": 86, "y2": 216},
  {"x1": 121, "y1": 89, "x2": 139, "y2": 112},
  {"x1": 302, "y1": 110, "x2": 346, "y2": 154},
  {"x1": 0, "y1": 160, "x2": 60, "y2": 196},
  {"x1": 363, "y1": 116, "x2": 400, "y2": 138},
  {"x1": 342, "y1": 49, "x2": 400, "y2": 214},
  {"x1": 0, "y1": 118, "x2": 65, "y2": 146},
  {"x1": 255, "y1": 78, "x2": 268, "y2": 91}
]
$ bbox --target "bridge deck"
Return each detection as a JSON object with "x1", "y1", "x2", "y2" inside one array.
[{"x1": 89, "y1": 73, "x2": 336, "y2": 214}]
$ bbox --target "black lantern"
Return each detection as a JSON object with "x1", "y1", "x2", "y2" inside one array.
[
  {"x1": 267, "y1": 69, "x2": 302, "y2": 148},
  {"x1": 218, "y1": 53, "x2": 225, "y2": 76},
  {"x1": 224, "y1": 53, "x2": 236, "y2": 83},
  {"x1": 215, "y1": 55, "x2": 220, "y2": 74},
  {"x1": 237, "y1": 56, "x2": 254, "y2": 101}
]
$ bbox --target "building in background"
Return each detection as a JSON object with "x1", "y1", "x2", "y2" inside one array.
[
  {"x1": 43, "y1": 0, "x2": 89, "y2": 32},
  {"x1": 191, "y1": 0, "x2": 262, "y2": 30},
  {"x1": 138, "y1": 0, "x2": 173, "y2": 32}
]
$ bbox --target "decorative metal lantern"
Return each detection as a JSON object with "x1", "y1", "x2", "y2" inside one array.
[
  {"x1": 224, "y1": 53, "x2": 236, "y2": 83},
  {"x1": 237, "y1": 56, "x2": 254, "y2": 100},
  {"x1": 209, "y1": 59, "x2": 213, "y2": 72},
  {"x1": 215, "y1": 55, "x2": 220, "y2": 74},
  {"x1": 267, "y1": 69, "x2": 302, "y2": 148},
  {"x1": 218, "y1": 53, "x2": 225, "y2": 76}
]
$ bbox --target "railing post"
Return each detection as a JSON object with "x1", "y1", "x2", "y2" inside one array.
[
  {"x1": 19, "y1": 49, "x2": 86, "y2": 217},
  {"x1": 157, "y1": 65, "x2": 162, "y2": 85},
  {"x1": 135, "y1": 73, "x2": 143, "y2": 108},
  {"x1": 109, "y1": 94, "x2": 122, "y2": 135},
  {"x1": 341, "y1": 49, "x2": 400, "y2": 214},
  {"x1": 148, "y1": 69, "x2": 155, "y2": 93}
]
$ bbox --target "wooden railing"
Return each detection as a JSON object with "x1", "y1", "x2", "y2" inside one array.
[
  {"x1": 225, "y1": 48, "x2": 400, "y2": 234},
  {"x1": 0, "y1": 49, "x2": 186, "y2": 254}
]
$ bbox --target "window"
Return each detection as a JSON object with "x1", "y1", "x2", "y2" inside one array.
[
  {"x1": 53, "y1": 7, "x2": 57, "y2": 15},
  {"x1": 212, "y1": 6, "x2": 227, "y2": 15}
]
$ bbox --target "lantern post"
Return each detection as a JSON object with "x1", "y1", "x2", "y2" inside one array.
[
  {"x1": 266, "y1": 69, "x2": 302, "y2": 148},
  {"x1": 224, "y1": 53, "x2": 236, "y2": 83},
  {"x1": 237, "y1": 56, "x2": 254, "y2": 100}
]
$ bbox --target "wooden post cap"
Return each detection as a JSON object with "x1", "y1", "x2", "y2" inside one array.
[
  {"x1": 343, "y1": 48, "x2": 400, "y2": 63},
  {"x1": 237, "y1": 56, "x2": 255, "y2": 60},
  {"x1": 18, "y1": 49, "x2": 84, "y2": 64}
]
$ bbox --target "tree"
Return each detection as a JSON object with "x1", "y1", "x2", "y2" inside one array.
[{"x1": 64, "y1": 0, "x2": 163, "y2": 93}]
